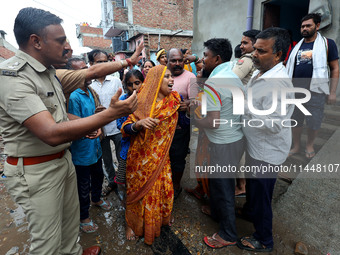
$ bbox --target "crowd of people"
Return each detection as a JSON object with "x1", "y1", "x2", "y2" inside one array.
[{"x1": 0, "y1": 7, "x2": 338, "y2": 255}]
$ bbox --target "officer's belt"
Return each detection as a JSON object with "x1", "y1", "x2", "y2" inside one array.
[{"x1": 6, "y1": 150, "x2": 65, "y2": 166}]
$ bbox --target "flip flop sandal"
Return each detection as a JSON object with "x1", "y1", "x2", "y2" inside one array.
[
  {"x1": 237, "y1": 236, "x2": 273, "y2": 252},
  {"x1": 288, "y1": 150, "x2": 299, "y2": 157},
  {"x1": 93, "y1": 198, "x2": 112, "y2": 211},
  {"x1": 235, "y1": 192, "x2": 246, "y2": 198},
  {"x1": 305, "y1": 150, "x2": 315, "y2": 159},
  {"x1": 204, "y1": 233, "x2": 236, "y2": 248},
  {"x1": 80, "y1": 220, "x2": 98, "y2": 233}
]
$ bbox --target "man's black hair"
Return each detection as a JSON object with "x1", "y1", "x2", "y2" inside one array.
[
  {"x1": 256, "y1": 27, "x2": 290, "y2": 62},
  {"x1": 301, "y1": 13, "x2": 322, "y2": 25},
  {"x1": 14, "y1": 7, "x2": 63, "y2": 47},
  {"x1": 66, "y1": 58, "x2": 85, "y2": 70},
  {"x1": 203, "y1": 38, "x2": 232, "y2": 62},
  {"x1": 234, "y1": 44, "x2": 242, "y2": 58},
  {"x1": 88, "y1": 49, "x2": 109, "y2": 63},
  {"x1": 243, "y1": 29, "x2": 261, "y2": 44}
]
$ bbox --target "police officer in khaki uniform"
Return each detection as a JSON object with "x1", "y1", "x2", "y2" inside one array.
[
  {"x1": 0, "y1": 8, "x2": 138, "y2": 255},
  {"x1": 232, "y1": 29, "x2": 261, "y2": 85},
  {"x1": 232, "y1": 29, "x2": 261, "y2": 197}
]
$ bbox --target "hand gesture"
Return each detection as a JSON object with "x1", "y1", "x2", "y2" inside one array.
[
  {"x1": 85, "y1": 128, "x2": 102, "y2": 139},
  {"x1": 130, "y1": 42, "x2": 144, "y2": 66},
  {"x1": 135, "y1": 117, "x2": 160, "y2": 130},
  {"x1": 327, "y1": 93, "x2": 336, "y2": 105},
  {"x1": 179, "y1": 99, "x2": 189, "y2": 112},
  {"x1": 109, "y1": 88, "x2": 138, "y2": 118}
]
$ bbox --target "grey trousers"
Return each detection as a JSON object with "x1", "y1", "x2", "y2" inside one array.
[{"x1": 208, "y1": 138, "x2": 245, "y2": 242}]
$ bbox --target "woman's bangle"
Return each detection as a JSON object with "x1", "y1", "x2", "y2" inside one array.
[{"x1": 131, "y1": 122, "x2": 137, "y2": 132}]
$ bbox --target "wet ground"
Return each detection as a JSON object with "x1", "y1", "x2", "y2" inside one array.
[
  {"x1": 6, "y1": 100, "x2": 340, "y2": 255},
  {"x1": 0, "y1": 131, "x2": 325, "y2": 255},
  {"x1": 0, "y1": 173, "x2": 323, "y2": 255}
]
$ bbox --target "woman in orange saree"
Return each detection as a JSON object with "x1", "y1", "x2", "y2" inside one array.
[{"x1": 121, "y1": 65, "x2": 181, "y2": 245}]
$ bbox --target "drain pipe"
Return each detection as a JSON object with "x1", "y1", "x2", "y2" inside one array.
[
  {"x1": 158, "y1": 33, "x2": 161, "y2": 51},
  {"x1": 246, "y1": 0, "x2": 254, "y2": 30}
]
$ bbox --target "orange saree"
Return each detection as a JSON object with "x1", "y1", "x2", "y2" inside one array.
[{"x1": 121, "y1": 65, "x2": 180, "y2": 245}]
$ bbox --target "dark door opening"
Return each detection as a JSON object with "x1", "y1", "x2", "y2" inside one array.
[{"x1": 262, "y1": 0, "x2": 310, "y2": 43}]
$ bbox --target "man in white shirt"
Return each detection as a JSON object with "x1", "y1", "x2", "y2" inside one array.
[
  {"x1": 89, "y1": 49, "x2": 123, "y2": 196},
  {"x1": 238, "y1": 27, "x2": 294, "y2": 252}
]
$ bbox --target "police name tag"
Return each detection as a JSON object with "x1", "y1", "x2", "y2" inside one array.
[{"x1": 1, "y1": 69, "x2": 17, "y2": 76}]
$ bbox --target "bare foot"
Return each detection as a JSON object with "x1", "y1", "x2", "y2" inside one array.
[
  {"x1": 126, "y1": 226, "x2": 137, "y2": 240},
  {"x1": 204, "y1": 233, "x2": 236, "y2": 248},
  {"x1": 201, "y1": 205, "x2": 211, "y2": 216},
  {"x1": 235, "y1": 187, "x2": 246, "y2": 196}
]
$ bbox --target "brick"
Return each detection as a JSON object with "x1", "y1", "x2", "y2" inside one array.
[
  {"x1": 0, "y1": 46, "x2": 15, "y2": 60},
  {"x1": 78, "y1": 25, "x2": 112, "y2": 51}
]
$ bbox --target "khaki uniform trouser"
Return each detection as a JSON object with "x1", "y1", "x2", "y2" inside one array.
[{"x1": 4, "y1": 150, "x2": 82, "y2": 255}]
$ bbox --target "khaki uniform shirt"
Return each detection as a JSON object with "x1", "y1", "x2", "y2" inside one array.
[
  {"x1": 232, "y1": 52, "x2": 256, "y2": 85},
  {"x1": 0, "y1": 50, "x2": 70, "y2": 157}
]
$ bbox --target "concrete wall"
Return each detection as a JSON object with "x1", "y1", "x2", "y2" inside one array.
[
  {"x1": 192, "y1": 0, "x2": 247, "y2": 57},
  {"x1": 192, "y1": 0, "x2": 340, "y2": 59},
  {"x1": 322, "y1": 2, "x2": 340, "y2": 47}
]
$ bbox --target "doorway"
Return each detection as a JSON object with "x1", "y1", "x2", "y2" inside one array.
[{"x1": 262, "y1": 0, "x2": 310, "y2": 42}]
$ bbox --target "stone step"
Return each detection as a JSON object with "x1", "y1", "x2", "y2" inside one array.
[
  {"x1": 279, "y1": 116, "x2": 337, "y2": 181},
  {"x1": 274, "y1": 129, "x2": 340, "y2": 253}
]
